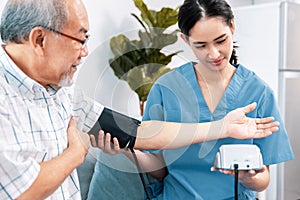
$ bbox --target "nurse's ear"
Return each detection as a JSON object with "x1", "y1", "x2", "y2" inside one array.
[
  {"x1": 180, "y1": 33, "x2": 190, "y2": 45},
  {"x1": 230, "y1": 19, "x2": 235, "y2": 34}
]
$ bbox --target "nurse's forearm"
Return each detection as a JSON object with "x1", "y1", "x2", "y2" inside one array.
[
  {"x1": 134, "y1": 120, "x2": 225, "y2": 150},
  {"x1": 134, "y1": 105, "x2": 279, "y2": 150},
  {"x1": 93, "y1": 104, "x2": 278, "y2": 150}
]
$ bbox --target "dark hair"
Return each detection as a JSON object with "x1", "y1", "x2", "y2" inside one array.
[{"x1": 178, "y1": 0, "x2": 238, "y2": 64}]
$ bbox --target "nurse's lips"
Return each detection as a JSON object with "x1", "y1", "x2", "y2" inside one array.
[{"x1": 212, "y1": 59, "x2": 223, "y2": 66}]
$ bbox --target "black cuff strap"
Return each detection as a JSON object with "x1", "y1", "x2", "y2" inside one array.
[{"x1": 90, "y1": 108, "x2": 140, "y2": 149}]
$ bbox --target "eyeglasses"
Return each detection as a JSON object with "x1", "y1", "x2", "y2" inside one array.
[{"x1": 42, "y1": 26, "x2": 89, "y2": 48}]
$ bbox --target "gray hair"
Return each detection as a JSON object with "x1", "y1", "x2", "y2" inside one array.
[{"x1": 0, "y1": 0, "x2": 69, "y2": 43}]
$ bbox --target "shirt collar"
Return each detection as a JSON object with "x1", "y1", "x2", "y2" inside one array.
[{"x1": 0, "y1": 45, "x2": 53, "y2": 99}]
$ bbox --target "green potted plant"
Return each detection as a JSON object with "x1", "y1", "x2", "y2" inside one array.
[{"x1": 109, "y1": 0, "x2": 182, "y2": 115}]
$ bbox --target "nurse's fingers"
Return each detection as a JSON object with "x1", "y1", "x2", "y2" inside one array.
[{"x1": 241, "y1": 102, "x2": 257, "y2": 114}]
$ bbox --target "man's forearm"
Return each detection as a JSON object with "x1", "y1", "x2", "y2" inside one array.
[{"x1": 16, "y1": 149, "x2": 84, "y2": 200}]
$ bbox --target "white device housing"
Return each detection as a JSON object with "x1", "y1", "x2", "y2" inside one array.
[{"x1": 213, "y1": 144, "x2": 263, "y2": 170}]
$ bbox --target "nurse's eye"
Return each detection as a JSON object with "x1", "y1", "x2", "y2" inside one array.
[
  {"x1": 217, "y1": 38, "x2": 226, "y2": 44},
  {"x1": 195, "y1": 45, "x2": 205, "y2": 49}
]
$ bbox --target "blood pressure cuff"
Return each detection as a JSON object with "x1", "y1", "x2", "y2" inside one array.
[{"x1": 89, "y1": 107, "x2": 140, "y2": 149}]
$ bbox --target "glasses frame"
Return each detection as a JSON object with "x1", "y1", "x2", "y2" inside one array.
[{"x1": 42, "y1": 26, "x2": 89, "y2": 48}]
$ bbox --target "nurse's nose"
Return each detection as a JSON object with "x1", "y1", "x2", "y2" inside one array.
[{"x1": 207, "y1": 45, "x2": 220, "y2": 60}]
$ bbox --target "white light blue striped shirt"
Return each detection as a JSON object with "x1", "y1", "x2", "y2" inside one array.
[{"x1": 0, "y1": 46, "x2": 103, "y2": 199}]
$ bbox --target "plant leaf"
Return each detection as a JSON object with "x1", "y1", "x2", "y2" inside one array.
[
  {"x1": 126, "y1": 65, "x2": 172, "y2": 101},
  {"x1": 154, "y1": 7, "x2": 178, "y2": 28},
  {"x1": 108, "y1": 0, "x2": 181, "y2": 102},
  {"x1": 134, "y1": 0, "x2": 154, "y2": 27}
]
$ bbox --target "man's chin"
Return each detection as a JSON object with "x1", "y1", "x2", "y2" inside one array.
[{"x1": 58, "y1": 77, "x2": 74, "y2": 87}]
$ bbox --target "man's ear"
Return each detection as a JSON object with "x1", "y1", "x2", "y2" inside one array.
[{"x1": 28, "y1": 27, "x2": 46, "y2": 55}]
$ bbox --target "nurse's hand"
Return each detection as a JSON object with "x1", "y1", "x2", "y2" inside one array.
[
  {"x1": 211, "y1": 165, "x2": 270, "y2": 191},
  {"x1": 211, "y1": 165, "x2": 267, "y2": 177},
  {"x1": 90, "y1": 130, "x2": 127, "y2": 155},
  {"x1": 223, "y1": 102, "x2": 280, "y2": 139}
]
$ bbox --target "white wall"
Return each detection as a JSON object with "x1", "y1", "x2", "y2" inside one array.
[
  {"x1": 0, "y1": 1, "x2": 6, "y2": 16},
  {"x1": 230, "y1": 0, "x2": 300, "y2": 6}
]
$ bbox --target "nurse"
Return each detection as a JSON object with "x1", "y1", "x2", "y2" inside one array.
[{"x1": 92, "y1": 0, "x2": 294, "y2": 199}]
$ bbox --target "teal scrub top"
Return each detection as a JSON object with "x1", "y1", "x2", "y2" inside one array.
[{"x1": 142, "y1": 62, "x2": 294, "y2": 200}]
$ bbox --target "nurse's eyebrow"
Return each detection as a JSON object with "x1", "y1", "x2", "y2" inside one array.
[{"x1": 193, "y1": 33, "x2": 227, "y2": 44}]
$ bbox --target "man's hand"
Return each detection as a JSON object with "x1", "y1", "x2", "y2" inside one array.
[
  {"x1": 90, "y1": 130, "x2": 128, "y2": 155},
  {"x1": 223, "y1": 102, "x2": 279, "y2": 139},
  {"x1": 67, "y1": 117, "x2": 90, "y2": 158},
  {"x1": 16, "y1": 118, "x2": 91, "y2": 200}
]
